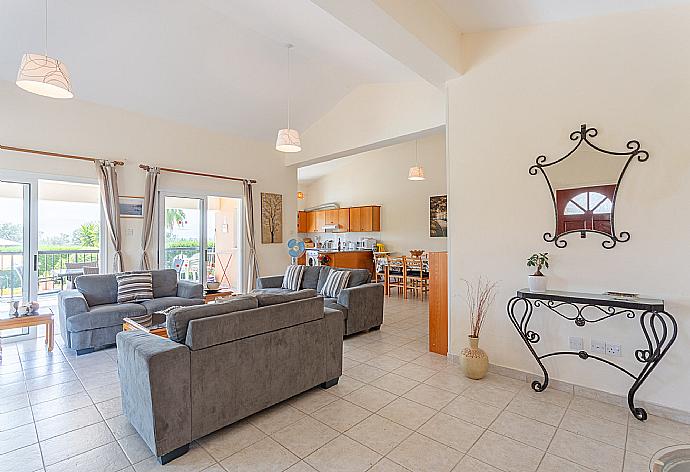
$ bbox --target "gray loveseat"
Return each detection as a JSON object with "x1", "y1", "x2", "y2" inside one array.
[
  {"x1": 58, "y1": 269, "x2": 203, "y2": 355},
  {"x1": 116, "y1": 290, "x2": 343, "y2": 464},
  {"x1": 255, "y1": 265, "x2": 384, "y2": 335}
]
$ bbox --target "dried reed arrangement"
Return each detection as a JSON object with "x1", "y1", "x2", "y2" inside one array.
[{"x1": 463, "y1": 277, "x2": 498, "y2": 338}]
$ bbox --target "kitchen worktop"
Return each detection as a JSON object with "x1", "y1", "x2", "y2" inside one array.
[{"x1": 311, "y1": 248, "x2": 374, "y2": 253}]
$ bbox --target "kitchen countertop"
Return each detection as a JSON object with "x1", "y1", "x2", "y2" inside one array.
[{"x1": 307, "y1": 248, "x2": 374, "y2": 253}]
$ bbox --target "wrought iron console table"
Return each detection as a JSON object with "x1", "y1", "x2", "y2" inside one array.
[{"x1": 507, "y1": 289, "x2": 677, "y2": 421}]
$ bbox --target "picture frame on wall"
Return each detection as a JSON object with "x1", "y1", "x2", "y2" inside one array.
[
  {"x1": 261, "y1": 192, "x2": 283, "y2": 244},
  {"x1": 119, "y1": 196, "x2": 144, "y2": 218},
  {"x1": 430, "y1": 195, "x2": 447, "y2": 237}
]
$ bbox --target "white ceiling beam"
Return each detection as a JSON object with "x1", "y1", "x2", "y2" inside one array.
[{"x1": 311, "y1": 0, "x2": 463, "y2": 87}]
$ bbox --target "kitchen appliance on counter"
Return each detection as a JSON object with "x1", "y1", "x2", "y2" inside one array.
[
  {"x1": 358, "y1": 238, "x2": 377, "y2": 250},
  {"x1": 306, "y1": 249, "x2": 320, "y2": 266}
]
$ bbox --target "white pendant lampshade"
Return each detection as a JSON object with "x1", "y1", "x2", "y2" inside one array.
[
  {"x1": 276, "y1": 44, "x2": 301, "y2": 153},
  {"x1": 408, "y1": 165, "x2": 425, "y2": 180},
  {"x1": 276, "y1": 128, "x2": 301, "y2": 153},
  {"x1": 16, "y1": 53, "x2": 73, "y2": 99}
]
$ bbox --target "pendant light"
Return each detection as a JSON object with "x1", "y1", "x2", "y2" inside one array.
[
  {"x1": 16, "y1": 0, "x2": 73, "y2": 99},
  {"x1": 276, "y1": 44, "x2": 301, "y2": 153},
  {"x1": 408, "y1": 140, "x2": 425, "y2": 181}
]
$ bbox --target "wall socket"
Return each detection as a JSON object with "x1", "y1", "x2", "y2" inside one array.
[
  {"x1": 591, "y1": 339, "x2": 606, "y2": 355},
  {"x1": 606, "y1": 343, "x2": 622, "y2": 357},
  {"x1": 569, "y1": 336, "x2": 583, "y2": 350}
]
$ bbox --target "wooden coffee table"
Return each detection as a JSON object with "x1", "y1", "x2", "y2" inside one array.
[
  {"x1": 204, "y1": 289, "x2": 234, "y2": 304},
  {"x1": 123, "y1": 318, "x2": 168, "y2": 338},
  {"x1": 0, "y1": 307, "x2": 55, "y2": 352}
]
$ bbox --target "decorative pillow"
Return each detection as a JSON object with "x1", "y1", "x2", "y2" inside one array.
[
  {"x1": 116, "y1": 271, "x2": 154, "y2": 303},
  {"x1": 281, "y1": 265, "x2": 305, "y2": 291},
  {"x1": 319, "y1": 270, "x2": 351, "y2": 298}
]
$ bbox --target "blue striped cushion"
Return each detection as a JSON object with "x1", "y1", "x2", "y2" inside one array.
[
  {"x1": 116, "y1": 272, "x2": 154, "y2": 303},
  {"x1": 281, "y1": 265, "x2": 305, "y2": 291},
  {"x1": 319, "y1": 270, "x2": 351, "y2": 298}
]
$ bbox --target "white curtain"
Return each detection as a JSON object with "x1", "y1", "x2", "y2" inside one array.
[
  {"x1": 243, "y1": 180, "x2": 259, "y2": 290},
  {"x1": 140, "y1": 167, "x2": 160, "y2": 269},
  {"x1": 95, "y1": 160, "x2": 124, "y2": 272}
]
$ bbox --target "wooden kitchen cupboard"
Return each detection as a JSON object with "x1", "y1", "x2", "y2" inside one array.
[
  {"x1": 297, "y1": 211, "x2": 307, "y2": 233},
  {"x1": 315, "y1": 211, "x2": 326, "y2": 232},
  {"x1": 337, "y1": 208, "x2": 350, "y2": 232},
  {"x1": 428, "y1": 252, "x2": 448, "y2": 355},
  {"x1": 348, "y1": 206, "x2": 381, "y2": 232},
  {"x1": 306, "y1": 211, "x2": 316, "y2": 232},
  {"x1": 325, "y1": 209, "x2": 338, "y2": 226}
]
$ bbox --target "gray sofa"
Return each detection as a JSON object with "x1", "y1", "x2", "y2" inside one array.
[
  {"x1": 116, "y1": 290, "x2": 343, "y2": 464},
  {"x1": 255, "y1": 265, "x2": 384, "y2": 336},
  {"x1": 58, "y1": 269, "x2": 203, "y2": 355}
]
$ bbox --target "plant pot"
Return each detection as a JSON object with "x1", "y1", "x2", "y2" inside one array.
[
  {"x1": 461, "y1": 336, "x2": 489, "y2": 380},
  {"x1": 528, "y1": 275, "x2": 547, "y2": 292}
]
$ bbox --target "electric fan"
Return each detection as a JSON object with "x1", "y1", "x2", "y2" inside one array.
[{"x1": 287, "y1": 238, "x2": 306, "y2": 265}]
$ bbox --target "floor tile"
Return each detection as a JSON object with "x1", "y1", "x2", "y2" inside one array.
[
  {"x1": 0, "y1": 406, "x2": 34, "y2": 432},
  {"x1": 559, "y1": 409, "x2": 626, "y2": 449},
  {"x1": 40, "y1": 421, "x2": 114, "y2": 465},
  {"x1": 220, "y1": 437, "x2": 299, "y2": 472},
  {"x1": 249, "y1": 403, "x2": 306, "y2": 435},
  {"x1": 45, "y1": 441, "x2": 129, "y2": 472},
  {"x1": 368, "y1": 458, "x2": 409, "y2": 472},
  {"x1": 442, "y1": 396, "x2": 501, "y2": 428},
  {"x1": 567, "y1": 397, "x2": 628, "y2": 425},
  {"x1": 0, "y1": 423, "x2": 38, "y2": 455},
  {"x1": 403, "y1": 384, "x2": 457, "y2": 410},
  {"x1": 469, "y1": 430, "x2": 544, "y2": 472},
  {"x1": 25, "y1": 371, "x2": 78, "y2": 392},
  {"x1": 623, "y1": 451, "x2": 649, "y2": 472},
  {"x1": 385, "y1": 347, "x2": 423, "y2": 362},
  {"x1": 119, "y1": 433, "x2": 154, "y2": 464},
  {"x1": 388, "y1": 432, "x2": 462, "y2": 472},
  {"x1": 481, "y1": 373, "x2": 526, "y2": 393},
  {"x1": 392, "y1": 363, "x2": 437, "y2": 382},
  {"x1": 272, "y1": 416, "x2": 339, "y2": 458},
  {"x1": 286, "y1": 461, "x2": 318, "y2": 472},
  {"x1": 365, "y1": 355, "x2": 408, "y2": 372},
  {"x1": 520, "y1": 385, "x2": 573, "y2": 408},
  {"x1": 370, "y1": 373, "x2": 419, "y2": 395},
  {"x1": 462, "y1": 383, "x2": 515, "y2": 409},
  {"x1": 304, "y1": 435, "x2": 380, "y2": 472},
  {"x1": 95, "y1": 396, "x2": 122, "y2": 420},
  {"x1": 197, "y1": 420, "x2": 266, "y2": 461},
  {"x1": 86, "y1": 382, "x2": 121, "y2": 404},
  {"x1": 344, "y1": 364, "x2": 387, "y2": 383},
  {"x1": 378, "y1": 397, "x2": 436, "y2": 430},
  {"x1": 326, "y1": 376, "x2": 364, "y2": 398},
  {"x1": 424, "y1": 371, "x2": 472, "y2": 394},
  {"x1": 547, "y1": 429, "x2": 623, "y2": 472},
  {"x1": 35, "y1": 405, "x2": 103, "y2": 441},
  {"x1": 310, "y1": 399, "x2": 371, "y2": 432},
  {"x1": 506, "y1": 394, "x2": 566, "y2": 427},
  {"x1": 537, "y1": 453, "x2": 594, "y2": 472},
  {"x1": 105, "y1": 414, "x2": 138, "y2": 440},
  {"x1": 418, "y1": 412, "x2": 484, "y2": 453},
  {"x1": 343, "y1": 385, "x2": 397, "y2": 412},
  {"x1": 344, "y1": 414, "x2": 412, "y2": 455},
  {"x1": 628, "y1": 413, "x2": 690, "y2": 442},
  {"x1": 0, "y1": 380, "x2": 26, "y2": 397},
  {"x1": 134, "y1": 443, "x2": 216, "y2": 472},
  {"x1": 625, "y1": 425, "x2": 683, "y2": 459},
  {"x1": 343, "y1": 348, "x2": 378, "y2": 363},
  {"x1": 0, "y1": 442, "x2": 44, "y2": 472},
  {"x1": 0, "y1": 392, "x2": 29, "y2": 414},
  {"x1": 31, "y1": 392, "x2": 93, "y2": 421},
  {"x1": 452, "y1": 456, "x2": 502, "y2": 471},
  {"x1": 289, "y1": 389, "x2": 338, "y2": 414},
  {"x1": 489, "y1": 411, "x2": 556, "y2": 450},
  {"x1": 29, "y1": 381, "x2": 85, "y2": 406}
]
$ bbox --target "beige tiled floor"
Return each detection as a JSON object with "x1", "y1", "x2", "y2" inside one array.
[{"x1": 1, "y1": 293, "x2": 688, "y2": 471}]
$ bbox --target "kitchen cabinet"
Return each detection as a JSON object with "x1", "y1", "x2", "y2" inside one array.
[
  {"x1": 348, "y1": 206, "x2": 381, "y2": 232},
  {"x1": 315, "y1": 211, "x2": 326, "y2": 232},
  {"x1": 349, "y1": 207, "x2": 361, "y2": 232},
  {"x1": 306, "y1": 211, "x2": 316, "y2": 232},
  {"x1": 318, "y1": 250, "x2": 374, "y2": 274},
  {"x1": 326, "y1": 209, "x2": 339, "y2": 226},
  {"x1": 337, "y1": 208, "x2": 350, "y2": 232},
  {"x1": 297, "y1": 211, "x2": 307, "y2": 233}
]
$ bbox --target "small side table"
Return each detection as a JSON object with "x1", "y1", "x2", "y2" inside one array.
[
  {"x1": 204, "y1": 289, "x2": 235, "y2": 304},
  {"x1": 0, "y1": 307, "x2": 55, "y2": 353}
]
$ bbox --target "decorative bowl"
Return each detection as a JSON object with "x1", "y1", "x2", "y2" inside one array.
[
  {"x1": 410, "y1": 250, "x2": 424, "y2": 257},
  {"x1": 206, "y1": 282, "x2": 221, "y2": 290}
]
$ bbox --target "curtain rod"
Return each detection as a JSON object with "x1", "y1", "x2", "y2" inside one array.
[
  {"x1": 139, "y1": 164, "x2": 257, "y2": 184},
  {"x1": 0, "y1": 144, "x2": 125, "y2": 166}
]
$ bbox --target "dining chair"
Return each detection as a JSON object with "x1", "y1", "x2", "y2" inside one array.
[
  {"x1": 405, "y1": 255, "x2": 429, "y2": 300},
  {"x1": 386, "y1": 256, "x2": 407, "y2": 298}
]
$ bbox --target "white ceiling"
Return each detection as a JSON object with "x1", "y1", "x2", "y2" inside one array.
[
  {"x1": 0, "y1": 0, "x2": 418, "y2": 141},
  {"x1": 434, "y1": 0, "x2": 690, "y2": 33}
]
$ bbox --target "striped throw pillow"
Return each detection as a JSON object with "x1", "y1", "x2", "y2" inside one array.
[
  {"x1": 319, "y1": 270, "x2": 351, "y2": 298},
  {"x1": 282, "y1": 265, "x2": 305, "y2": 291},
  {"x1": 116, "y1": 271, "x2": 154, "y2": 303}
]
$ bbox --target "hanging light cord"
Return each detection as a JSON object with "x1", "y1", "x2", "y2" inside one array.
[
  {"x1": 45, "y1": 0, "x2": 48, "y2": 56},
  {"x1": 287, "y1": 44, "x2": 292, "y2": 130},
  {"x1": 415, "y1": 140, "x2": 419, "y2": 166}
]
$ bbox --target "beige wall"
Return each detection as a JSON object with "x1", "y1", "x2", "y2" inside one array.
[
  {"x1": 0, "y1": 81, "x2": 296, "y2": 283},
  {"x1": 447, "y1": 5, "x2": 690, "y2": 412},
  {"x1": 299, "y1": 132, "x2": 447, "y2": 254}
]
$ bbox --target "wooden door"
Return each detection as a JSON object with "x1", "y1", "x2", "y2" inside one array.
[
  {"x1": 337, "y1": 208, "x2": 350, "y2": 232},
  {"x1": 349, "y1": 207, "x2": 361, "y2": 232},
  {"x1": 326, "y1": 209, "x2": 338, "y2": 225},
  {"x1": 428, "y1": 252, "x2": 448, "y2": 355},
  {"x1": 297, "y1": 211, "x2": 307, "y2": 233},
  {"x1": 315, "y1": 211, "x2": 326, "y2": 231},
  {"x1": 371, "y1": 206, "x2": 381, "y2": 231},
  {"x1": 306, "y1": 212, "x2": 316, "y2": 232},
  {"x1": 360, "y1": 206, "x2": 373, "y2": 232}
]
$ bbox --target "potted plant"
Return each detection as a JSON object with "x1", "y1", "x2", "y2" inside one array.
[
  {"x1": 527, "y1": 252, "x2": 549, "y2": 292},
  {"x1": 460, "y1": 277, "x2": 497, "y2": 379}
]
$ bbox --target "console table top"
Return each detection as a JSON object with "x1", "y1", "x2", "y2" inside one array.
[{"x1": 517, "y1": 289, "x2": 665, "y2": 311}]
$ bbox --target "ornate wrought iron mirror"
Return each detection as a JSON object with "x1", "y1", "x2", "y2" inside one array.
[{"x1": 530, "y1": 124, "x2": 649, "y2": 249}]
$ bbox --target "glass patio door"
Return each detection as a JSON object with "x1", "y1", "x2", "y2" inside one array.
[
  {"x1": 160, "y1": 195, "x2": 206, "y2": 282},
  {"x1": 0, "y1": 179, "x2": 37, "y2": 339}
]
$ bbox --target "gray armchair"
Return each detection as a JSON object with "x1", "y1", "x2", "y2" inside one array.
[{"x1": 58, "y1": 269, "x2": 204, "y2": 355}]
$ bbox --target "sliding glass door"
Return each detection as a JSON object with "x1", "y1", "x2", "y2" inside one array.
[{"x1": 160, "y1": 196, "x2": 205, "y2": 282}]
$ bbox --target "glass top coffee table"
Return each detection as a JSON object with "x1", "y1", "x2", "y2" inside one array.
[{"x1": 0, "y1": 306, "x2": 55, "y2": 353}]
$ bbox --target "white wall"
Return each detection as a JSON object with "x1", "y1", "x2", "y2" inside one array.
[
  {"x1": 0, "y1": 81, "x2": 296, "y2": 281},
  {"x1": 299, "y1": 132, "x2": 447, "y2": 254},
  {"x1": 447, "y1": 5, "x2": 690, "y2": 412}
]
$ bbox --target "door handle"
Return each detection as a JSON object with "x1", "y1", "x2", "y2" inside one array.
[{"x1": 33, "y1": 254, "x2": 38, "y2": 271}]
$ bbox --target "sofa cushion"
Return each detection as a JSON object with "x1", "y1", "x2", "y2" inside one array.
[
  {"x1": 251, "y1": 288, "x2": 294, "y2": 296},
  {"x1": 116, "y1": 272, "x2": 154, "y2": 303},
  {"x1": 320, "y1": 271, "x2": 351, "y2": 298},
  {"x1": 75, "y1": 273, "x2": 118, "y2": 307},
  {"x1": 302, "y1": 266, "x2": 323, "y2": 290},
  {"x1": 166, "y1": 295, "x2": 258, "y2": 343},
  {"x1": 66, "y1": 302, "x2": 146, "y2": 332},
  {"x1": 346, "y1": 269, "x2": 371, "y2": 288},
  {"x1": 151, "y1": 269, "x2": 179, "y2": 298},
  {"x1": 324, "y1": 298, "x2": 348, "y2": 320},
  {"x1": 254, "y1": 289, "x2": 317, "y2": 307},
  {"x1": 281, "y1": 265, "x2": 305, "y2": 291},
  {"x1": 316, "y1": 266, "x2": 332, "y2": 293},
  {"x1": 140, "y1": 297, "x2": 204, "y2": 315}
]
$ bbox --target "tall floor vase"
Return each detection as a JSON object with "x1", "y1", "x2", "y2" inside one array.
[{"x1": 461, "y1": 335, "x2": 489, "y2": 379}]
